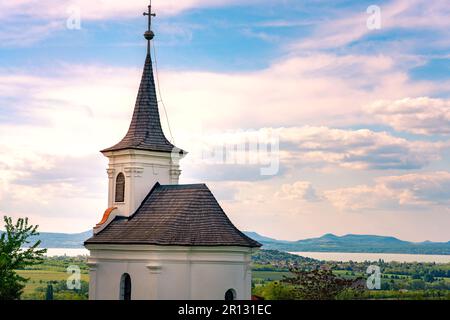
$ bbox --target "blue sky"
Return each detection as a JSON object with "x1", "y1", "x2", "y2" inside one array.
[{"x1": 0, "y1": 0, "x2": 449, "y2": 241}]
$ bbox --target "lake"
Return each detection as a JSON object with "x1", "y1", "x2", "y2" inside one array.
[
  {"x1": 290, "y1": 251, "x2": 450, "y2": 263},
  {"x1": 43, "y1": 248, "x2": 450, "y2": 263},
  {"x1": 44, "y1": 248, "x2": 89, "y2": 256}
]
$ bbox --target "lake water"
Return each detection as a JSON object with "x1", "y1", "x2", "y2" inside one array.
[
  {"x1": 43, "y1": 248, "x2": 450, "y2": 264},
  {"x1": 44, "y1": 248, "x2": 89, "y2": 256},
  {"x1": 290, "y1": 251, "x2": 450, "y2": 263}
]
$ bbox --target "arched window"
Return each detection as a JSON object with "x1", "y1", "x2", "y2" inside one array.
[
  {"x1": 225, "y1": 289, "x2": 236, "y2": 301},
  {"x1": 119, "y1": 273, "x2": 132, "y2": 300},
  {"x1": 115, "y1": 173, "x2": 125, "y2": 203}
]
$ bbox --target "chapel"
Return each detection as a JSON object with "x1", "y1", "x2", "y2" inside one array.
[{"x1": 84, "y1": 2, "x2": 261, "y2": 300}]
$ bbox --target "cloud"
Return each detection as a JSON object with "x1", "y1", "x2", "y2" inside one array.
[
  {"x1": 276, "y1": 181, "x2": 320, "y2": 201},
  {"x1": 210, "y1": 179, "x2": 319, "y2": 204},
  {"x1": 0, "y1": 152, "x2": 106, "y2": 232},
  {"x1": 367, "y1": 97, "x2": 450, "y2": 135},
  {"x1": 0, "y1": 52, "x2": 447, "y2": 232},
  {"x1": 0, "y1": 51, "x2": 438, "y2": 155},
  {"x1": 0, "y1": 0, "x2": 264, "y2": 21},
  {"x1": 207, "y1": 174, "x2": 450, "y2": 242},
  {"x1": 178, "y1": 125, "x2": 446, "y2": 185},
  {"x1": 324, "y1": 171, "x2": 450, "y2": 211},
  {"x1": 0, "y1": 0, "x2": 267, "y2": 45},
  {"x1": 0, "y1": 159, "x2": 107, "y2": 233},
  {"x1": 0, "y1": 21, "x2": 63, "y2": 47},
  {"x1": 0, "y1": 38, "x2": 442, "y2": 134},
  {"x1": 0, "y1": 65, "x2": 134, "y2": 232},
  {"x1": 291, "y1": 0, "x2": 450, "y2": 51},
  {"x1": 277, "y1": 126, "x2": 445, "y2": 170},
  {"x1": 159, "y1": 53, "x2": 438, "y2": 131}
]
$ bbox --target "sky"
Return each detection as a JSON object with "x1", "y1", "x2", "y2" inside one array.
[{"x1": 0, "y1": 0, "x2": 449, "y2": 242}]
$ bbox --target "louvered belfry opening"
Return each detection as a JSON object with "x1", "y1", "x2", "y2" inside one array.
[{"x1": 115, "y1": 173, "x2": 125, "y2": 203}]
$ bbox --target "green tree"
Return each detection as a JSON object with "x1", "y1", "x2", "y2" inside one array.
[
  {"x1": 423, "y1": 273, "x2": 435, "y2": 283},
  {"x1": 282, "y1": 268, "x2": 365, "y2": 300},
  {"x1": 0, "y1": 216, "x2": 47, "y2": 300},
  {"x1": 45, "y1": 284, "x2": 54, "y2": 300},
  {"x1": 409, "y1": 279, "x2": 426, "y2": 290},
  {"x1": 253, "y1": 282, "x2": 296, "y2": 300}
]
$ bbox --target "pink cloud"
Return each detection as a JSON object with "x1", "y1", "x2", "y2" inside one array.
[
  {"x1": 368, "y1": 97, "x2": 450, "y2": 135},
  {"x1": 324, "y1": 171, "x2": 450, "y2": 211},
  {"x1": 0, "y1": 0, "x2": 265, "y2": 20}
]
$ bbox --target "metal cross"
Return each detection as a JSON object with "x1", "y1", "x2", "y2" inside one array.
[
  {"x1": 143, "y1": 1, "x2": 156, "y2": 53},
  {"x1": 143, "y1": 1, "x2": 156, "y2": 33}
]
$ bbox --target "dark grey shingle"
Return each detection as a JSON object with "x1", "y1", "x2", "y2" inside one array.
[
  {"x1": 101, "y1": 54, "x2": 181, "y2": 154},
  {"x1": 85, "y1": 183, "x2": 261, "y2": 248}
]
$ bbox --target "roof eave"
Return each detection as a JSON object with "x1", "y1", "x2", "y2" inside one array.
[{"x1": 100, "y1": 146, "x2": 187, "y2": 156}]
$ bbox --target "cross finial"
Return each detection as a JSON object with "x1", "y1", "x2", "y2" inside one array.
[{"x1": 143, "y1": 0, "x2": 156, "y2": 54}]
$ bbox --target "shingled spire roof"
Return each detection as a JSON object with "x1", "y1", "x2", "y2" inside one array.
[{"x1": 101, "y1": 53, "x2": 180, "y2": 154}]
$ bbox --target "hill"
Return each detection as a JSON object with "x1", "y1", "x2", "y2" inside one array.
[
  {"x1": 245, "y1": 232, "x2": 450, "y2": 255},
  {"x1": 0, "y1": 230, "x2": 92, "y2": 248},
  {"x1": 2, "y1": 229, "x2": 449, "y2": 254}
]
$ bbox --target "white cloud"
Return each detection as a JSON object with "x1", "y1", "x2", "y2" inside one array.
[
  {"x1": 159, "y1": 53, "x2": 438, "y2": 132},
  {"x1": 169, "y1": 123, "x2": 448, "y2": 189},
  {"x1": 277, "y1": 126, "x2": 445, "y2": 170},
  {"x1": 0, "y1": 0, "x2": 263, "y2": 21},
  {"x1": 0, "y1": 21, "x2": 63, "y2": 47},
  {"x1": 0, "y1": 52, "x2": 438, "y2": 155},
  {"x1": 209, "y1": 179, "x2": 320, "y2": 205},
  {"x1": 325, "y1": 171, "x2": 450, "y2": 211},
  {"x1": 0, "y1": 53, "x2": 446, "y2": 233},
  {"x1": 368, "y1": 97, "x2": 450, "y2": 135},
  {"x1": 291, "y1": 0, "x2": 450, "y2": 51},
  {"x1": 276, "y1": 181, "x2": 320, "y2": 201}
]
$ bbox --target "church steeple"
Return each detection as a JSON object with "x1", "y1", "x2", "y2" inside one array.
[
  {"x1": 100, "y1": 1, "x2": 184, "y2": 219},
  {"x1": 102, "y1": 1, "x2": 181, "y2": 154}
]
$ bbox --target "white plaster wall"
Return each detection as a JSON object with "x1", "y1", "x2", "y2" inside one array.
[
  {"x1": 102, "y1": 149, "x2": 183, "y2": 217},
  {"x1": 89, "y1": 260, "x2": 154, "y2": 300},
  {"x1": 86, "y1": 245, "x2": 255, "y2": 300}
]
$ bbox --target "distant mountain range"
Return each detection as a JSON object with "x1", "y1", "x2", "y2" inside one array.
[
  {"x1": 2, "y1": 230, "x2": 449, "y2": 255},
  {"x1": 246, "y1": 232, "x2": 450, "y2": 255},
  {"x1": 0, "y1": 230, "x2": 92, "y2": 249}
]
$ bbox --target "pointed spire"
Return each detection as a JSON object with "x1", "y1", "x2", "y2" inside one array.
[{"x1": 102, "y1": 2, "x2": 181, "y2": 154}]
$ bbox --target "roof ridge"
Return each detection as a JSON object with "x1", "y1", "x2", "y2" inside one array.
[{"x1": 159, "y1": 183, "x2": 207, "y2": 188}]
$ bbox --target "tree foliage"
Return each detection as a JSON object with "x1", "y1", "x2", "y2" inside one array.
[
  {"x1": 45, "y1": 284, "x2": 54, "y2": 300},
  {"x1": 282, "y1": 267, "x2": 365, "y2": 300},
  {"x1": 253, "y1": 281, "x2": 296, "y2": 300},
  {"x1": 0, "y1": 216, "x2": 47, "y2": 300}
]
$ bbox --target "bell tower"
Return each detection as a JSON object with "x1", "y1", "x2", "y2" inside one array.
[{"x1": 101, "y1": 2, "x2": 185, "y2": 218}]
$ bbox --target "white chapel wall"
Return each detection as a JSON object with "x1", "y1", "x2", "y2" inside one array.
[{"x1": 86, "y1": 245, "x2": 254, "y2": 300}]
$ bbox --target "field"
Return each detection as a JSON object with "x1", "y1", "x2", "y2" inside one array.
[
  {"x1": 253, "y1": 270, "x2": 292, "y2": 282},
  {"x1": 13, "y1": 250, "x2": 450, "y2": 300},
  {"x1": 16, "y1": 256, "x2": 89, "y2": 300},
  {"x1": 17, "y1": 270, "x2": 89, "y2": 297}
]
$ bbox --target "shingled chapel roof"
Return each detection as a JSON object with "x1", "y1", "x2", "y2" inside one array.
[{"x1": 85, "y1": 183, "x2": 261, "y2": 248}]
